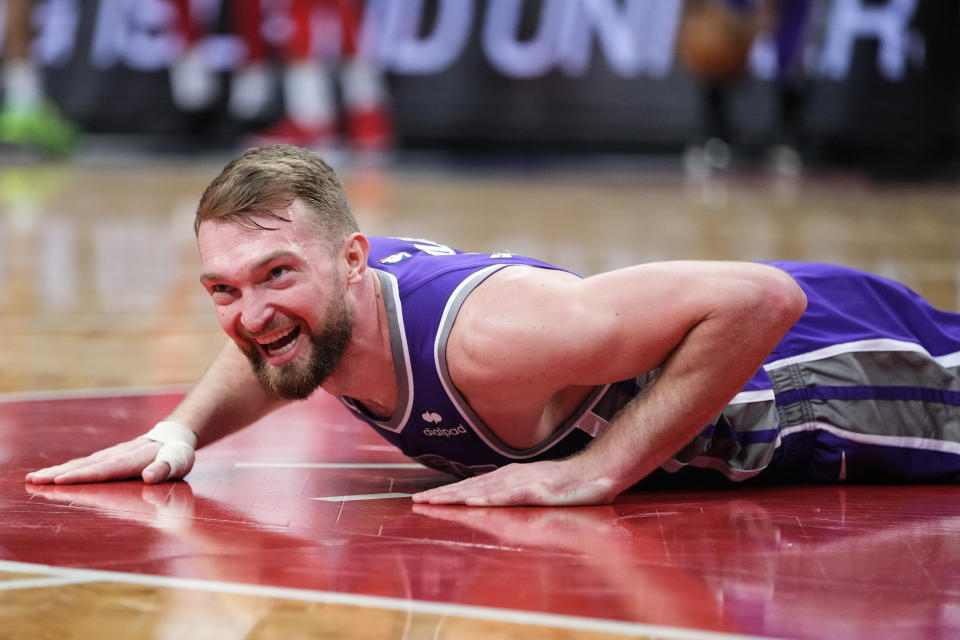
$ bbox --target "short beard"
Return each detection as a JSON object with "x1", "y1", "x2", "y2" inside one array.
[{"x1": 246, "y1": 301, "x2": 353, "y2": 400}]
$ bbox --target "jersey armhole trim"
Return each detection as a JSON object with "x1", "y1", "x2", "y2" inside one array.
[
  {"x1": 339, "y1": 269, "x2": 414, "y2": 434},
  {"x1": 433, "y1": 264, "x2": 609, "y2": 460}
]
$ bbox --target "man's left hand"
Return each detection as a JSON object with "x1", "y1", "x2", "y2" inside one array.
[{"x1": 411, "y1": 459, "x2": 620, "y2": 507}]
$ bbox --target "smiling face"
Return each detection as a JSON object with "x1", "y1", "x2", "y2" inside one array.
[{"x1": 198, "y1": 200, "x2": 353, "y2": 399}]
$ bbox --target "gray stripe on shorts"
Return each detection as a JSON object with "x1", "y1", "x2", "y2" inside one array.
[
  {"x1": 768, "y1": 349, "x2": 960, "y2": 440},
  {"x1": 669, "y1": 392, "x2": 782, "y2": 474},
  {"x1": 778, "y1": 350, "x2": 960, "y2": 392}
]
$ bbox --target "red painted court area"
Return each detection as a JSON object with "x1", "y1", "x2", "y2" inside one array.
[{"x1": 4, "y1": 390, "x2": 960, "y2": 639}]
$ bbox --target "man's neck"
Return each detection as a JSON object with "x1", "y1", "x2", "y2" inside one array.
[{"x1": 322, "y1": 269, "x2": 398, "y2": 419}]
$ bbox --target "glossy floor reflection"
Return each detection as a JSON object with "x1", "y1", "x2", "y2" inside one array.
[{"x1": 4, "y1": 391, "x2": 960, "y2": 639}]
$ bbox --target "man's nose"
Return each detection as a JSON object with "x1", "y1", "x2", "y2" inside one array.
[{"x1": 239, "y1": 291, "x2": 273, "y2": 334}]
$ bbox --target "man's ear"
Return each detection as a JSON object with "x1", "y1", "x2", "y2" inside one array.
[{"x1": 342, "y1": 233, "x2": 370, "y2": 284}]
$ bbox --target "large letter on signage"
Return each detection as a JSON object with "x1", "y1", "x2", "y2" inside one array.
[
  {"x1": 557, "y1": 0, "x2": 637, "y2": 77},
  {"x1": 378, "y1": 0, "x2": 474, "y2": 75},
  {"x1": 819, "y1": 0, "x2": 919, "y2": 81},
  {"x1": 484, "y1": 0, "x2": 565, "y2": 78},
  {"x1": 555, "y1": 0, "x2": 683, "y2": 78}
]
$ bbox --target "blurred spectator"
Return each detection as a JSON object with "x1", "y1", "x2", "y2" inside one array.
[
  {"x1": 170, "y1": 0, "x2": 393, "y2": 150},
  {"x1": 760, "y1": 0, "x2": 812, "y2": 176},
  {"x1": 0, "y1": 0, "x2": 77, "y2": 155},
  {"x1": 679, "y1": 0, "x2": 811, "y2": 176},
  {"x1": 169, "y1": 1, "x2": 273, "y2": 121}
]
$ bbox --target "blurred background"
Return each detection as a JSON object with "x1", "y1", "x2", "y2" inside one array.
[
  {"x1": 1, "y1": 0, "x2": 957, "y2": 174},
  {"x1": 1, "y1": 0, "x2": 959, "y2": 392}
]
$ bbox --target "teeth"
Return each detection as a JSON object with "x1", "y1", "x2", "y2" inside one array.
[
  {"x1": 255, "y1": 325, "x2": 295, "y2": 345},
  {"x1": 270, "y1": 337, "x2": 298, "y2": 356}
]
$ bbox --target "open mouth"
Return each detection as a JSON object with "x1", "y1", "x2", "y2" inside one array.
[{"x1": 258, "y1": 325, "x2": 302, "y2": 358}]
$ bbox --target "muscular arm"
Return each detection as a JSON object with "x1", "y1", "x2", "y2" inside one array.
[
  {"x1": 167, "y1": 340, "x2": 288, "y2": 448},
  {"x1": 413, "y1": 261, "x2": 806, "y2": 505},
  {"x1": 25, "y1": 340, "x2": 289, "y2": 484}
]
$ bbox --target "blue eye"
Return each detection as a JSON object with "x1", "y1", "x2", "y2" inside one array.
[{"x1": 269, "y1": 266, "x2": 290, "y2": 279}]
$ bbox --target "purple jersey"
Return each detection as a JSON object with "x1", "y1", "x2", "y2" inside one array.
[
  {"x1": 339, "y1": 237, "x2": 637, "y2": 478},
  {"x1": 340, "y1": 239, "x2": 960, "y2": 485}
]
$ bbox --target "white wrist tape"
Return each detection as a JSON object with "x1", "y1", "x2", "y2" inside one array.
[{"x1": 142, "y1": 420, "x2": 198, "y2": 479}]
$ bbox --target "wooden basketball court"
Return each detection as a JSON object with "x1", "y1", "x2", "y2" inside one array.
[{"x1": 3, "y1": 153, "x2": 960, "y2": 639}]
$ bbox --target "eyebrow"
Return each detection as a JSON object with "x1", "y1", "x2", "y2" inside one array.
[{"x1": 200, "y1": 250, "x2": 301, "y2": 283}]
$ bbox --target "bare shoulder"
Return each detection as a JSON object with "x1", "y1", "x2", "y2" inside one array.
[
  {"x1": 446, "y1": 266, "x2": 580, "y2": 399},
  {"x1": 456, "y1": 265, "x2": 580, "y2": 327}
]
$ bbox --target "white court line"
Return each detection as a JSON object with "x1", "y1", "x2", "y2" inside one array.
[
  {"x1": 0, "y1": 560, "x2": 774, "y2": 640},
  {"x1": 0, "y1": 384, "x2": 190, "y2": 404},
  {"x1": 234, "y1": 462, "x2": 426, "y2": 470},
  {"x1": 312, "y1": 493, "x2": 413, "y2": 502},
  {"x1": 0, "y1": 576, "x2": 99, "y2": 591}
]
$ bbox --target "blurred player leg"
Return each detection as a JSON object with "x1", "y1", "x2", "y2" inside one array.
[
  {"x1": 336, "y1": 0, "x2": 393, "y2": 150},
  {"x1": 168, "y1": 0, "x2": 220, "y2": 112},
  {"x1": 768, "y1": 0, "x2": 812, "y2": 176},
  {"x1": 678, "y1": 0, "x2": 757, "y2": 174},
  {"x1": 253, "y1": 0, "x2": 337, "y2": 147},
  {"x1": 1, "y1": 0, "x2": 77, "y2": 154},
  {"x1": 228, "y1": 0, "x2": 273, "y2": 122}
]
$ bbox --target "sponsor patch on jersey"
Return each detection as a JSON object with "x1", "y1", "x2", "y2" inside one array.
[
  {"x1": 421, "y1": 410, "x2": 442, "y2": 423},
  {"x1": 422, "y1": 425, "x2": 468, "y2": 437},
  {"x1": 380, "y1": 251, "x2": 413, "y2": 264},
  {"x1": 490, "y1": 252, "x2": 514, "y2": 259}
]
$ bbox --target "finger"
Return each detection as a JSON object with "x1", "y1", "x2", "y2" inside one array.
[
  {"x1": 27, "y1": 439, "x2": 162, "y2": 485},
  {"x1": 411, "y1": 483, "x2": 457, "y2": 503},
  {"x1": 25, "y1": 457, "x2": 97, "y2": 484},
  {"x1": 152, "y1": 442, "x2": 195, "y2": 479},
  {"x1": 414, "y1": 475, "x2": 510, "y2": 505},
  {"x1": 465, "y1": 485, "x2": 540, "y2": 507},
  {"x1": 411, "y1": 484, "x2": 461, "y2": 502},
  {"x1": 412, "y1": 478, "x2": 485, "y2": 504},
  {"x1": 25, "y1": 441, "x2": 139, "y2": 483},
  {"x1": 24, "y1": 471, "x2": 50, "y2": 484},
  {"x1": 142, "y1": 460, "x2": 172, "y2": 484},
  {"x1": 412, "y1": 490, "x2": 470, "y2": 504},
  {"x1": 51, "y1": 457, "x2": 145, "y2": 485},
  {"x1": 412, "y1": 503, "x2": 528, "y2": 527}
]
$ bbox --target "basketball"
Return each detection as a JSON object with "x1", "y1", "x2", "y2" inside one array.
[{"x1": 677, "y1": 0, "x2": 757, "y2": 84}]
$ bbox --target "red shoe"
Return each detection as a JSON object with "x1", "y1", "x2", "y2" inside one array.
[
  {"x1": 345, "y1": 107, "x2": 393, "y2": 151},
  {"x1": 251, "y1": 117, "x2": 336, "y2": 148}
]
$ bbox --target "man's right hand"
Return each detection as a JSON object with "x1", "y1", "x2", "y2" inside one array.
[{"x1": 24, "y1": 438, "x2": 179, "y2": 485}]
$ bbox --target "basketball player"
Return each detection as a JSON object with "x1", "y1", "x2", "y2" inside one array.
[
  {"x1": 25, "y1": 146, "x2": 960, "y2": 506},
  {"x1": 680, "y1": 0, "x2": 812, "y2": 174},
  {"x1": 170, "y1": 0, "x2": 391, "y2": 149},
  {"x1": 1, "y1": 0, "x2": 77, "y2": 154}
]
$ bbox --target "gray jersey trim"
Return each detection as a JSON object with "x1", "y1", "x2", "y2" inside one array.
[
  {"x1": 339, "y1": 269, "x2": 413, "y2": 433},
  {"x1": 433, "y1": 264, "x2": 609, "y2": 460}
]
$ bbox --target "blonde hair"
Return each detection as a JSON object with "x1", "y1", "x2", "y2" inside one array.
[{"x1": 194, "y1": 145, "x2": 358, "y2": 244}]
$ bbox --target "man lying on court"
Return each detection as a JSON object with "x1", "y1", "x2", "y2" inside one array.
[{"x1": 25, "y1": 145, "x2": 960, "y2": 506}]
